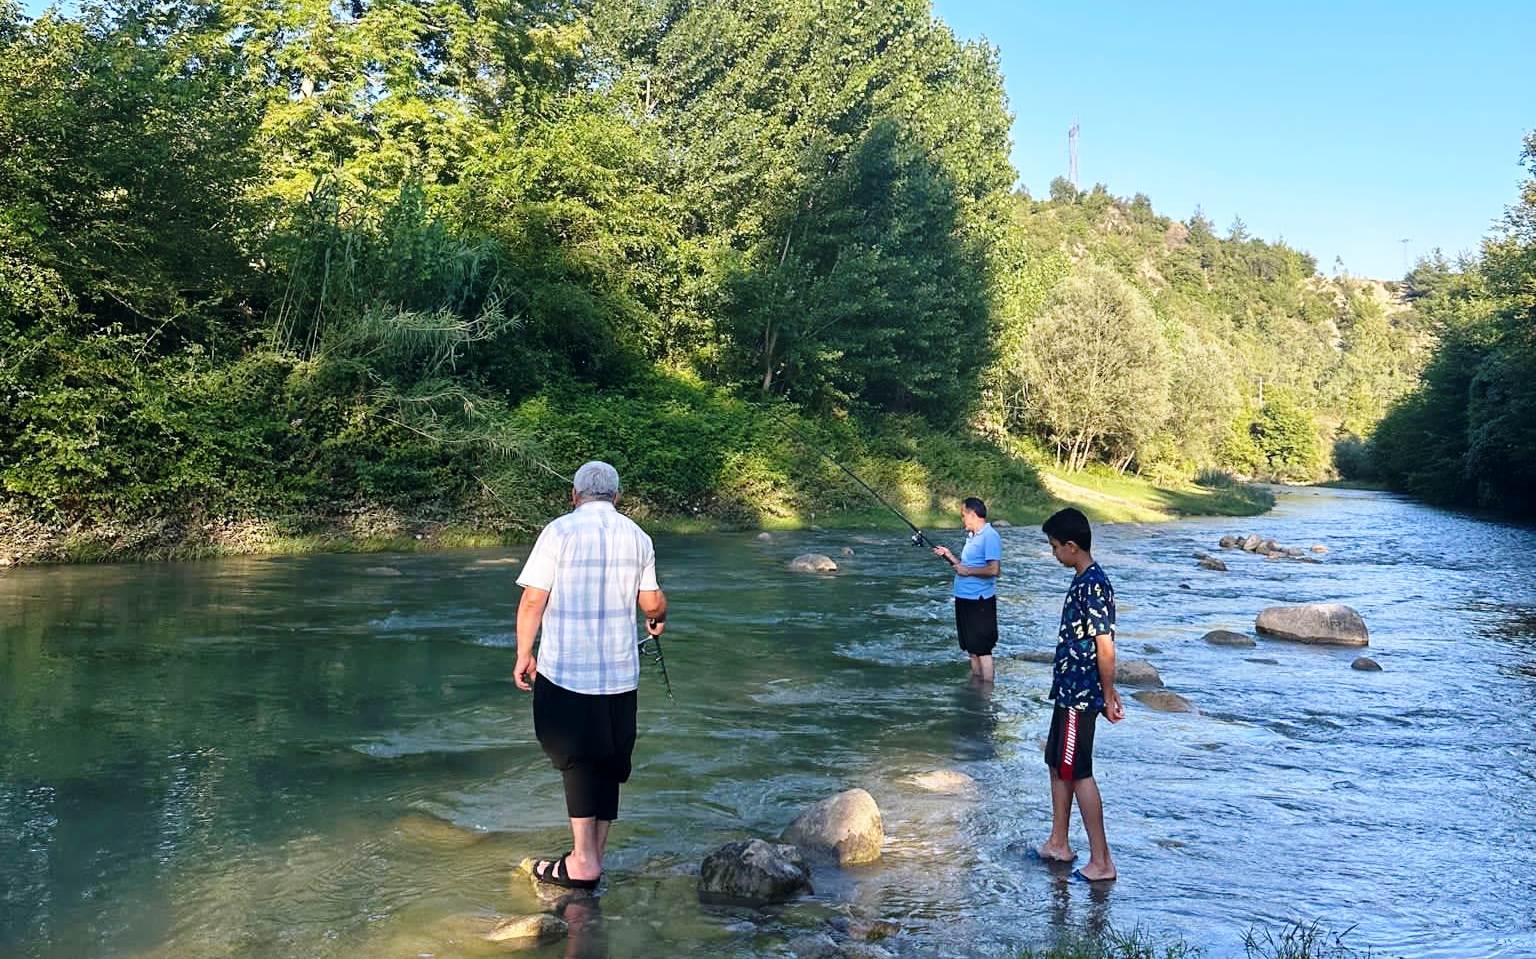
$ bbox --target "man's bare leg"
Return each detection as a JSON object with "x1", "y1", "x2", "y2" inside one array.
[
  {"x1": 564, "y1": 817, "x2": 602, "y2": 881},
  {"x1": 1038, "y1": 769, "x2": 1076, "y2": 861},
  {"x1": 977, "y1": 653, "x2": 994, "y2": 682},
  {"x1": 594, "y1": 819, "x2": 611, "y2": 869},
  {"x1": 1072, "y1": 776, "x2": 1116, "y2": 880}
]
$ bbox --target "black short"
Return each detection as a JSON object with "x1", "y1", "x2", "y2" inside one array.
[
  {"x1": 954, "y1": 596, "x2": 998, "y2": 656},
  {"x1": 533, "y1": 675, "x2": 638, "y2": 821},
  {"x1": 1044, "y1": 704, "x2": 1098, "y2": 780}
]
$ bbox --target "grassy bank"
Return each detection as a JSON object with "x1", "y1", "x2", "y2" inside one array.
[
  {"x1": 0, "y1": 375, "x2": 1272, "y2": 568},
  {"x1": 0, "y1": 453, "x2": 1271, "y2": 571}
]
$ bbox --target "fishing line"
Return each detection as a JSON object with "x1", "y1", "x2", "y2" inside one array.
[{"x1": 767, "y1": 405, "x2": 949, "y2": 561}]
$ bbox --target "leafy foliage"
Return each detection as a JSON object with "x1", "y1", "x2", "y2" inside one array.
[
  {"x1": 1, "y1": 0, "x2": 1492, "y2": 546},
  {"x1": 1368, "y1": 134, "x2": 1536, "y2": 516}
]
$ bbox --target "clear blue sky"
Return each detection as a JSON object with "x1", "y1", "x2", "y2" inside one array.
[
  {"x1": 933, "y1": 0, "x2": 1536, "y2": 278},
  {"x1": 18, "y1": 1, "x2": 1534, "y2": 278}
]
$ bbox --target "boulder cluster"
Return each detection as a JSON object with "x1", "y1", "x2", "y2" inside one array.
[{"x1": 1217, "y1": 533, "x2": 1327, "y2": 562}]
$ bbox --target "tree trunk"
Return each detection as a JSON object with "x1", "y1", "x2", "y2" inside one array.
[{"x1": 761, "y1": 323, "x2": 778, "y2": 392}]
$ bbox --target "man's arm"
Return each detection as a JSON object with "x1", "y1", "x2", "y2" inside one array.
[
  {"x1": 1095, "y1": 632, "x2": 1124, "y2": 723},
  {"x1": 953, "y1": 559, "x2": 1001, "y2": 578},
  {"x1": 514, "y1": 586, "x2": 549, "y2": 691},
  {"x1": 638, "y1": 588, "x2": 668, "y2": 636},
  {"x1": 931, "y1": 546, "x2": 1001, "y2": 578}
]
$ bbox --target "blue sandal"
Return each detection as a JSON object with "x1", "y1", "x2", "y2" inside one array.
[{"x1": 1071, "y1": 868, "x2": 1116, "y2": 884}]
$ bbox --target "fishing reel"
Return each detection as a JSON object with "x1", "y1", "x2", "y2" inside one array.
[{"x1": 911, "y1": 531, "x2": 930, "y2": 549}]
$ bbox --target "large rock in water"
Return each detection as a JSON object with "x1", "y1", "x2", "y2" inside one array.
[
  {"x1": 1255, "y1": 604, "x2": 1369, "y2": 646},
  {"x1": 1116, "y1": 659, "x2": 1164, "y2": 688},
  {"x1": 1241, "y1": 534, "x2": 1263, "y2": 552},
  {"x1": 1198, "y1": 557, "x2": 1228, "y2": 571},
  {"x1": 698, "y1": 839, "x2": 812, "y2": 905},
  {"x1": 1352, "y1": 656, "x2": 1383, "y2": 672},
  {"x1": 1132, "y1": 690, "x2": 1197, "y2": 713},
  {"x1": 1202, "y1": 629, "x2": 1255, "y2": 648},
  {"x1": 789, "y1": 553, "x2": 838, "y2": 573},
  {"x1": 782, "y1": 788, "x2": 884, "y2": 865},
  {"x1": 1218, "y1": 535, "x2": 1238, "y2": 549}
]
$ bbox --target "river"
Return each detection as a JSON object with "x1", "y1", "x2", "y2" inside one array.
[{"x1": 2, "y1": 487, "x2": 1534, "y2": 958}]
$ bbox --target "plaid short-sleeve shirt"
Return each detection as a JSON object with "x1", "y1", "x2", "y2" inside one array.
[{"x1": 516, "y1": 501, "x2": 660, "y2": 695}]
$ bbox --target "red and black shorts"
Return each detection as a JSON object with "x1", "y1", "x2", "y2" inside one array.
[{"x1": 1044, "y1": 704, "x2": 1098, "y2": 781}]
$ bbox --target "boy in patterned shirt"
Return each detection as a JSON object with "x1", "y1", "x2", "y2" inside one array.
[{"x1": 1037, "y1": 507, "x2": 1123, "y2": 883}]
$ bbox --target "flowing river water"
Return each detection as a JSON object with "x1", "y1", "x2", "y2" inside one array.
[{"x1": 3, "y1": 487, "x2": 1535, "y2": 958}]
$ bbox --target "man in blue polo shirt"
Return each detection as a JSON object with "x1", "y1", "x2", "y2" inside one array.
[{"x1": 931, "y1": 497, "x2": 1003, "y2": 682}]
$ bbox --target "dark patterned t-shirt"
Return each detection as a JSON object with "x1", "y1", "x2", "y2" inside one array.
[{"x1": 1049, "y1": 563, "x2": 1116, "y2": 712}]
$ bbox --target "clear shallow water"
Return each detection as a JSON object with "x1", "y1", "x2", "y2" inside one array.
[{"x1": 3, "y1": 487, "x2": 1535, "y2": 958}]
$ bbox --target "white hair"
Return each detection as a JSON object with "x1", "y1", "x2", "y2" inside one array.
[{"x1": 572, "y1": 460, "x2": 621, "y2": 502}]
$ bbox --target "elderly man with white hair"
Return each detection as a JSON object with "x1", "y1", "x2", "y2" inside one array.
[{"x1": 514, "y1": 461, "x2": 668, "y2": 890}]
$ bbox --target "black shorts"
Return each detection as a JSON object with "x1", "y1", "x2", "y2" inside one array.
[
  {"x1": 954, "y1": 596, "x2": 998, "y2": 656},
  {"x1": 533, "y1": 675, "x2": 638, "y2": 821},
  {"x1": 1044, "y1": 704, "x2": 1098, "y2": 780}
]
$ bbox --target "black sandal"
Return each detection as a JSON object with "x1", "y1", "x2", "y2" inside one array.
[{"x1": 531, "y1": 854, "x2": 601, "y2": 890}]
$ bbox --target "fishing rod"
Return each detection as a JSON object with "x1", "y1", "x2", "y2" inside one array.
[{"x1": 770, "y1": 409, "x2": 950, "y2": 563}]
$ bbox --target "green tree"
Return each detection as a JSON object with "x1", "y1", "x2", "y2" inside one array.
[
  {"x1": 1248, "y1": 393, "x2": 1322, "y2": 482},
  {"x1": 592, "y1": 0, "x2": 1013, "y2": 417},
  {"x1": 1010, "y1": 263, "x2": 1170, "y2": 472}
]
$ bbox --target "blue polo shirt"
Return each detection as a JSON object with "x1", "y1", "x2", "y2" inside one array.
[{"x1": 952, "y1": 523, "x2": 1002, "y2": 600}]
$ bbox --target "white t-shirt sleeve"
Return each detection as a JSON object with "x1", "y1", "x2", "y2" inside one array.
[
  {"x1": 638, "y1": 534, "x2": 660, "y2": 592},
  {"x1": 516, "y1": 525, "x2": 560, "y2": 591}
]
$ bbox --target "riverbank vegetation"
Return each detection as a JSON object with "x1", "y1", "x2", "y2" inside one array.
[
  {"x1": 0, "y1": 0, "x2": 1426, "y2": 563},
  {"x1": 1342, "y1": 133, "x2": 1536, "y2": 517},
  {"x1": 1019, "y1": 920, "x2": 1368, "y2": 959}
]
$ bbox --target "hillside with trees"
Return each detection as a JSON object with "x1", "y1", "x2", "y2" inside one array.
[{"x1": 0, "y1": 0, "x2": 1452, "y2": 562}]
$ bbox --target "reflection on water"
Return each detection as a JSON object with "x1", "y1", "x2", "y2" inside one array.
[{"x1": 3, "y1": 488, "x2": 1536, "y2": 957}]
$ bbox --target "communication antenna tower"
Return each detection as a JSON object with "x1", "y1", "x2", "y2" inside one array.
[{"x1": 1068, "y1": 121, "x2": 1080, "y2": 189}]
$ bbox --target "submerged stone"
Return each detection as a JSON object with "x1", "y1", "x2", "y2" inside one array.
[
  {"x1": 1132, "y1": 690, "x2": 1197, "y2": 713},
  {"x1": 1202, "y1": 629, "x2": 1255, "y2": 648},
  {"x1": 1116, "y1": 659, "x2": 1164, "y2": 688},
  {"x1": 484, "y1": 914, "x2": 567, "y2": 946},
  {"x1": 904, "y1": 770, "x2": 977, "y2": 794},
  {"x1": 789, "y1": 553, "x2": 838, "y2": 573},
  {"x1": 698, "y1": 838, "x2": 812, "y2": 905}
]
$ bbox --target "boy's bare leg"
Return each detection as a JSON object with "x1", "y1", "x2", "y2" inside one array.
[
  {"x1": 968, "y1": 653, "x2": 981, "y2": 676},
  {"x1": 1038, "y1": 769, "x2": 1076, "y2": 861},
  {"x1": 977, "y1": 654, "x2": 994, "y2": 682},
  {"x1": 1071, "y1": 776, "x2": 1117, "y2": 880}
]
